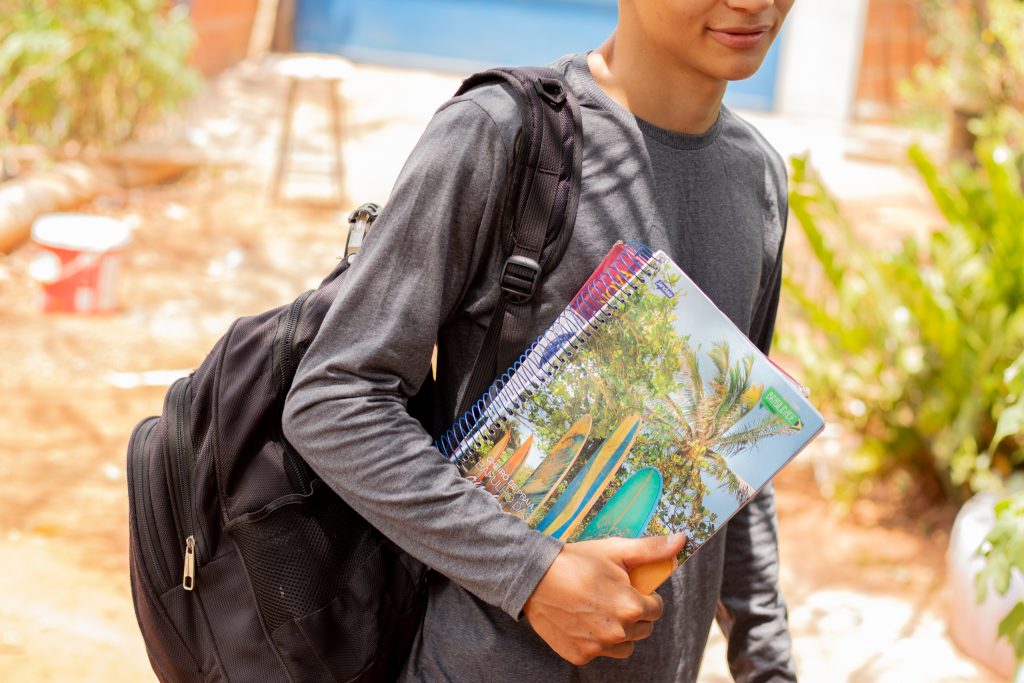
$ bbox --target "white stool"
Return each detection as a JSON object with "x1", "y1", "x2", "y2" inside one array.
[{"x1": 267, "y1": 54, "x2": 354, "y2": 205}]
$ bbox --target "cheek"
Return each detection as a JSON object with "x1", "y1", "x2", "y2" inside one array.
[
  {"x1": 664, "y1": 0, "x2": 712, "y2": 25},
  {"x1": 643, "y1": 1, "x2": 708, "y2": 44},
  {"x1": 776, "y1": 0, "x2": 796, "y2": 22}
]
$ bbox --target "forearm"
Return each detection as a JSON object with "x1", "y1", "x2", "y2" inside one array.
[
  {"x1": 282, "y1": 382, "x2": 562, "y2": 617},
  {"x1": 281, "y1": 90, "x2": 563, "y2": 619}
]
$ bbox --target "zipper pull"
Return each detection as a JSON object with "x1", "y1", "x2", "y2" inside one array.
[{"x1": 182, "y1": 535, "x2": 196, "y2": 591}]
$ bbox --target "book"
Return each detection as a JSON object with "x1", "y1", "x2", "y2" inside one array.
[{"x1": 435, "y1": 241, "x2": 825, "y2": 591}]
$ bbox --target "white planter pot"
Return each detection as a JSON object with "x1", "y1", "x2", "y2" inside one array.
[{"x1": 947, "y1": 492, "x2": 1023, "y2": 678}]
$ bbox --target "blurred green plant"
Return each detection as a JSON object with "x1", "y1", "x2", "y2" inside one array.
[
  {"x1": 900, "y1": 0, "x2": 1024, "y2": 153},
  {"x1": 0, "y1": 0, "x2": 200, "y2": 148},
  {"x1": 977, "y1": 493, "x2": 1024, "y2": 679},
  {"x1": 779, "y1": 144, "x2": 1024, "y2": 502}
]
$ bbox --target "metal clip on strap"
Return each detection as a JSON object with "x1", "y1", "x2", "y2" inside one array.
[
  {"x1": 345, "y1": 202, "x2": 380, "y2": 263},
  {"x1": 500, "y1": 255, "x2": 541, "y2": 305}
]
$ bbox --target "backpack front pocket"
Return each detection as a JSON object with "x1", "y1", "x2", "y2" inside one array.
[{"x1": 225, "y1": 481, "x2": 425, "y2": 682}]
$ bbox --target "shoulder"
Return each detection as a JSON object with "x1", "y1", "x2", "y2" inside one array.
[
  {"x1": 436, "y1": 81, "x2": 523, "y2": 162},
  {"x1": 718, "y1": 106, "x2": 787, "y2": 203},
  {"x1": 434, "y1": 56, "x2": 581, "y2": 162}
]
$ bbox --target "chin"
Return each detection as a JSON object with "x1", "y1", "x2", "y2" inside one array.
[{"x1": 710, "y1": 57, "x2": 770, "y2": 82}]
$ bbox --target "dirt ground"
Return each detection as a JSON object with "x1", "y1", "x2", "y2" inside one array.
[
  {"x1": 0, "y1": 60, "x2": 1006, "y2": 682},
  {"x1": 0, "y1": 166, "x2": 350, "y2": 682}
]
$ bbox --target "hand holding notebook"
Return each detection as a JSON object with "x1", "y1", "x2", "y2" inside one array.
[
  {"x1": 436, "y1": 241, "x2": 825, "y2": 592},
  {"x1": 522, "y1": 532, "x2": 686, "y2": 664}
]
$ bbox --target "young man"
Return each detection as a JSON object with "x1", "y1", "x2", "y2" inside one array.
[{"x1": 283, "y1": 0, "x2": 798, "y2": 680}]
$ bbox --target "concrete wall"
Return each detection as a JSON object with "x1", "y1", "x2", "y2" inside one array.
[{"x1": 775, "y1": 0, "x2": 870, "y2": 121}]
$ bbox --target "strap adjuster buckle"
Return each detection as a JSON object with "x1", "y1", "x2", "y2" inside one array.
[
  {"x1": 534, "y1": 78, "x2": 566, "y2": 106},
  {"x1": 500, "y1": 255, "x2": 541, "y2": 305}
]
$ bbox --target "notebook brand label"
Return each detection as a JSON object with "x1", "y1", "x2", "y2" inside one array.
[
  {"x1": 761, "y1": 387, "x2": 801, "y2": 428},
  {"x1": 653, "y1": 279, "x2": 675, "y2": 299}
]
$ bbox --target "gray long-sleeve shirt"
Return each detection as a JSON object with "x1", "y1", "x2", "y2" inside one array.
[{"x1": 283, "y1": 53, "x2": 796, "y2": 682}]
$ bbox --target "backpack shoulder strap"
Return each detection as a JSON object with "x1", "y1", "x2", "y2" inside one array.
[{"x1": 455, "y1": 67, "x2": 583, "y2": 416}]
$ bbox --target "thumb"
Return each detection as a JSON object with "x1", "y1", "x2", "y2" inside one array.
[{"x1": 614, "y1": 533, "x2": 687, "y2": 570}]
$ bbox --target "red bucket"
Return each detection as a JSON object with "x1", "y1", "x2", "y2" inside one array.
[{"x1": 29, "y1": 214, "x2": 132, "y2": 313}]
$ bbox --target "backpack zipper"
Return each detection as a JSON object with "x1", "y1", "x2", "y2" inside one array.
[
  {"x1": 168, "y1": 377, "x2": 201, "y2": 591},
  {"x1": 182, "y1": 535, "x2": 196, "y2": 590},
  {"x1": 280, "y1": 290, "x2": 314, "y2": 494},
  {"x1": 280, "y1": 291, "x2": 312, "y2": 387},
  {"x1": 129, "y1": 416, "x2": 172, "y2": 593}
]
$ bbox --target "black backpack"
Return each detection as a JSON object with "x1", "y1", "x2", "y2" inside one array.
[{"x1": 126, "y1": 67, "x2": 582, "y2": 683}]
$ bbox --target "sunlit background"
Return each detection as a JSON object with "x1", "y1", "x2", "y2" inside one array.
[{"x1": 1, "y1": 1, "x2": 1022, "y2": 681}]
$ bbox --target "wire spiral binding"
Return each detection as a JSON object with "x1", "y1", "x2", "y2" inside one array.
[{"x1": 435, "y1": 241, "x2": 661, "y2": 469}]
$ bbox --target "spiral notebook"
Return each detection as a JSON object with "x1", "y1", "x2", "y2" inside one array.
[{"x1": 435, "y1": 241, "x2": 825, "y2": 584}]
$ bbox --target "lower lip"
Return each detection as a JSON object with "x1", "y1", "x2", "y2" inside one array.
[{"x1": 708, "y1": 29, "x2": 769, "y2": 50}]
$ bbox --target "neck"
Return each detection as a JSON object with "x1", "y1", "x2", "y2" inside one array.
[{"x1": 588, "y1": 28, "x2": 726, "y2": 135}]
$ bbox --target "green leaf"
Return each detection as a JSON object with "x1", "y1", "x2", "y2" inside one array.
[
  {"x1": 1006, "y1": 350, "x2": 1024, "y2": 391},
  {"x1": 991, "y1": 402, "x2": 1024, "y2": 455},
  {"x1": 909, "y1": 144, "x2": 969, "y2": 225},
  {"x1": 999, "y1": 604, "x2": 1024, "y2": 660}
]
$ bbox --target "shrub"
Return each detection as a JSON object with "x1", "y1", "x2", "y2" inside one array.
[
  {"x1": 0, "y1": 0, "x2": 200, "y2": 148},
  {"x1": 901, "y1": 0, "x2": 1024, "y2": 153},
  {"x1": 779, "y1": 144, "x2": 1024, "y2": 502}
]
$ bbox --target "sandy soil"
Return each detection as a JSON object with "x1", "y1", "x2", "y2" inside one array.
[{"x1": 0, "y1": 168, "x2": 345, "y2": 682}]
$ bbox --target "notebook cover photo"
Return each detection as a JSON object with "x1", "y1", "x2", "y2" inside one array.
[{"x1": 437, "y1": 242, "x2": 825, "y2": 565}]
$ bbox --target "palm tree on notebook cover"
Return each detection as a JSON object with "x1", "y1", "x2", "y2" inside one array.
[{"x1": 642, "y1": 339, "x2": 798, "y2": 545}]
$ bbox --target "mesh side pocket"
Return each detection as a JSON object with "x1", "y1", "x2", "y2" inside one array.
[{"x1": 226, "y1": 482, "x2": 422, "y2": 681}]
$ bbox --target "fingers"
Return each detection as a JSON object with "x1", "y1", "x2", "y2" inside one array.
[
  {"x1": 586, "y1": 620, "x2": 654, "y2": 663},
  {"x1": 525, "y1": 539, "x2": 679, "y2": 667},
  {"x1": 614, "y1": 533, "x2": 687, "y2": 569},
  {"x1": 622, "y1": 619, "x2": 655, "y2": 642},
  {"x1": 637, "y1": 589, "x2": 664, "y2": 622},
  {"x1": 586, "y1": 595, "x2": 662, "y2": 657},
  {"x1": 629, "y1": 558, "x2": 677, "y2": 595},
  {"x1": 607, "y1": 585, "x2": 663, "y2": 625},
  {"x1": 599, "y1": 641, "x2": 636, "y2": 660}
]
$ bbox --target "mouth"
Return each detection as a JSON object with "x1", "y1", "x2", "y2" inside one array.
[{"x1": 706, "y1": 24, "x2": 773, "y2": 50}]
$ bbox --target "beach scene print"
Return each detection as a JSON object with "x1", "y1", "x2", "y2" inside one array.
[{"x1": 454, "y1": 252, "x2": 824, "y2": 561}]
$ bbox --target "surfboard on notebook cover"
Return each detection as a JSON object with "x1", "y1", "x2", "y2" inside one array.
[
  {"x1": 508, "y1": 415, "x2": 593, "y2": 518},
  {"x1": 496, "y1": 435, "x2": 533, "y2": 495},
  {"x1": 576, "y1": 467, "x2": 662, "y2": 542},
  {"x1": 535, "y1": 414, "x2": 643, "y2": 541},
  {"x1": 465, "y1": 431, "x2": 511, "y2": 481},
  {"x1": 484, "y1": 434, "x2": 533, "y2": 495}
]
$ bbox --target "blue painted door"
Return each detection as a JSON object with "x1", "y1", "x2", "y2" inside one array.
[{"x1": 294, "y1": 0, "x2": 781, "y2": 110}]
